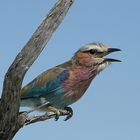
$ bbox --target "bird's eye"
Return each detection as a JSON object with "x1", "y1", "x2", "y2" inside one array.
[{"x1": 89, "y1": 49, "x2": 97, "y2": 54}]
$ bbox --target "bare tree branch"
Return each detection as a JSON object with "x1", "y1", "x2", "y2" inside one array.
[
  {"x1": 24, "y1": 110, "x2": 69, "y2": 126},
  {"x1": 0, "y1": 0, "x2": 73, "y2": 139}
]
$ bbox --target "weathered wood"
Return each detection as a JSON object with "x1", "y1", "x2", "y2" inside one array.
[{"x1": 0, "y1": 0, "x2": 73, "y2": 139}]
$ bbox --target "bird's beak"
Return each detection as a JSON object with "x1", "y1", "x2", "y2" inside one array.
[
  {"x1": 103, "y1": 58, "x2": 121, "y2": 63},
  {"x1": 103, "y1": 48, "x2": 121, "y2": 63},
  {"x1": 107, "y1": 48, "x2": 121, "y2": 54}
]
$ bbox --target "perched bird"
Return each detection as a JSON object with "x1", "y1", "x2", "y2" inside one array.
[{"x1": 20, "y1": 42, "x2": 121, "y2": 120}]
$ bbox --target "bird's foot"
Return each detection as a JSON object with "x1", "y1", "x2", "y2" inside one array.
[
  {"x1": 47, "y1": 104, "x2": 62, "y2": 121},
  {"x1": 47, "y1": 104, "x2": 73, "y2": 121},
  {"x1": 63, "y1": 107, "x2": 73, "y2": 121}
]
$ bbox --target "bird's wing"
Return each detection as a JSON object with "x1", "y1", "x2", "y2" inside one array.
[{"x1": 21, "y1": 66, "x2": 70, "y2": 99}]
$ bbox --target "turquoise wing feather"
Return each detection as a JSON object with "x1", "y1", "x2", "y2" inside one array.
[{"x1": 21, "y1": 67, "x2": 69, "y2": 100}]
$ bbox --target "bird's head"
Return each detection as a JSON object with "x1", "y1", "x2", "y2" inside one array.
[{"x1": 73, "y1": 42, "x2": 121, "y2": 72}]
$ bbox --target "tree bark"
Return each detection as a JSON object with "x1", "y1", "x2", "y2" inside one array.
[{"x1": 0, "y1": 0, "x2": 73, "y2": 139}]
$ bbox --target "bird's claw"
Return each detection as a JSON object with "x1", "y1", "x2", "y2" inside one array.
[
  {"x1": 64, "y1": 107, "x2": 73, "y2": 121},
  {"x1": 50, "y1": 107, "x2": 73, "y2": 121},
  {"x1": 46, "y1": 104, "x2": 61, "y2": 121},
  {"x1": 54, "y1": 111, "x2": 61, "y2": 121},
  {"x1": 41, "y1": 104, "x2": 73, "y2": 121},
  {"x1": 47, "y1": 106, "x2": 73, "y2": 121}
]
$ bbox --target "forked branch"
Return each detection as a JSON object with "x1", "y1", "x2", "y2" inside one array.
[{"x1": 0, "y1": 0, "x2": 73, "y2": 139}]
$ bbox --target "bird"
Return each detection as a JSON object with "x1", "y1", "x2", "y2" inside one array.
[{"x1": 20, "y1": 42, "x2": 121, "y2": 121}]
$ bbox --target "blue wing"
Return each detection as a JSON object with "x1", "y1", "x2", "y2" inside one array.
[{"x1": 21, "y1": 67, "x2": 69, "y2": 100}]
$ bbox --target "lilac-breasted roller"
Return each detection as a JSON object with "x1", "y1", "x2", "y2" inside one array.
[{"x1": 20, "y1": 42, "x2": 121, "y2": 120}]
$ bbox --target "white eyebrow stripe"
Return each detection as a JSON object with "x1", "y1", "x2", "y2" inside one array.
[{"x1": 80, "y1": 45, "x2": 103, "y2": 52}]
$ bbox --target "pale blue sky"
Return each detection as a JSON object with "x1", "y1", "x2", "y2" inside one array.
[{"x1": 0, "y1": 0, "x2": 140, "y2": 140}]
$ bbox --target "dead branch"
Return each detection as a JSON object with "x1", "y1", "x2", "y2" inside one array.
[{"x1": 0, "y1": 0, "x2": 73, "y2": 139}]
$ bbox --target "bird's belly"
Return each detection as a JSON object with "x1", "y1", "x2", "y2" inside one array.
[
  {"x1": 58, "y1": 78, "x2": 93, "y2": 107},
  {"x1": 22, "y1": 79, "x2": 93, "y2": 110},
  {"x1": 40, "y1": 79, "x2": 92, "y2": 109}
]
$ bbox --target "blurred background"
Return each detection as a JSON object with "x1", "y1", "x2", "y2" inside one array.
[{"x1": 0, "y1": 0, "x2": 139, "y2": 140}]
